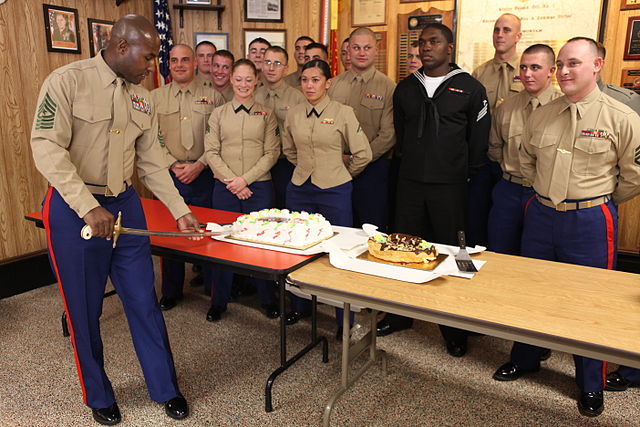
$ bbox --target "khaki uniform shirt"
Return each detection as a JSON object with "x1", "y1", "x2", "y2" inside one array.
[
  {"x1": 204, "y1": 98, "x2": 279, "y2": 184},
  {"x1": 194, "y1": 73, "x2": 213, "y2": 88},
  {"x1": 328, "y1": 67, "x2": 395, "y2": 161},
  {"x1": 489, "y1": 85, "x2": 562, "y2": 177},
  {"x1": 473, "y1": 55, "x2": 523, "y2": 110},
  {"x1": 282, "y1": 95, "x2": 372, "y2": 189},
  {"x1": 215, "y1": 85, "x2": 234, "y2": 103},
  {"x1": 30, "y1": 54, "x2": 190, "y2": 220},
  {"x1": 598, "y1": 79, "x2": 640, "y2": 115},
  {"x1": 284, "y1": 70, "x2": 301, "y2": 89},
  {"x1": 254, "y1": 82, "x2": 306, "y2": 137},
  {"x1": 151, "y1": 80, "x2": 224, "y2": 166},
  {"x1": 520, "y1": 87, "x2": 640, "y2": 204}
]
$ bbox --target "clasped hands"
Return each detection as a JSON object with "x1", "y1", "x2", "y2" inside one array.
[{"x1": 223, "y1": 176, "x2": 252, "y2": 200}]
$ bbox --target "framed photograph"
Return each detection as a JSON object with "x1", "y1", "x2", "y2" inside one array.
[
  {"x1": 88, "y1": 18, "x2": 114, "y2": 57},
  {"x1": 621, "y1": 0, "x2": 640, "y2": 10},
  {"x1": 186, "y1": 0, "x2": 212, "y2": 4},
  {"x1": 244, "y1": 29, "x2": 286, "y2": 55},
  {"x1": 244, "y1": 0, "x2": 283, "y2": 23},
  {"x1": 624, "y1": 16, "x2": 640, "y2": 60},
  {"x1": 43, "y1": 4, "x2": 81, "y2": 54},
  {"x1": 194, "y1": 32, "x2": 229, "y2": 50},
  {"x1": 352, "y1": 0, "x2": 386, "y2": 27}
]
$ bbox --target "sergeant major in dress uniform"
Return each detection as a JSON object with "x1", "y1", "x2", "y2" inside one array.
[
  {"x1": 30, "y1": 15, "x2": 198, "y2": 425},
  {"x1": 487, "y1": 44, "x2": 562, "y2": 255},
  {"x1": 255, "y1": 46, "x2": 306, "y2": 209},
  {"x1": 151, "y1": 44, "x2": 224, "y2": 312},
  {"x1": 204, "y1": 59, "x2": 280, "y2": 322},
  {"x1": 494, "y1": 37, "x2": 640, "y2": 418},
  {"x1": 328, "y1": 27, "x2": 396, "y2": 232}
]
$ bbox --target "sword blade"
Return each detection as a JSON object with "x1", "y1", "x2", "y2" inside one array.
[{"x1": 119, "y1": 227, "x2": 227, "y2": 238}]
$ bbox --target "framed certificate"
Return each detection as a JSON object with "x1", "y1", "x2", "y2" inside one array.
[
  {"x1": 244, "y1": 29, "x2": 286, "y2": 54},
  {"x1": 244, "y1": 0, "x2": 283, "y2": 23},
  {"x1": 352, "y1": 0, "x2": 386, "y2": 27},
  {"x1": 624, "y1": 16, "x2": 640, "y2": 60}
]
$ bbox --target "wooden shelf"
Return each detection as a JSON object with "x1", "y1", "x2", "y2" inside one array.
[{"x1": 173, "y1": 1, "x2": 225, "y2": 30}]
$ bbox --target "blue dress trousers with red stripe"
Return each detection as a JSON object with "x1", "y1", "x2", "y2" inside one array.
[
  {"x1": 161, "y1": 167, "x2": 214, "y2": 299},
  {"x1": 210, "y1": 179, "x2": 276, "y2": 307},
  {"x1": 511, "y1": 197, "x2": 618, "y2": 392},
  {"x1": 43, "y1": 186, "x2": 179, "y2": 409}
]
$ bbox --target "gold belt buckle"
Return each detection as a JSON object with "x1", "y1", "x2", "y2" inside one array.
[
  {"x1": 556, "y1": 202, "x2": 567, "y2": 212},
  {"x1": 585, "y1": 200, "x2": 592, "y2": 208}
]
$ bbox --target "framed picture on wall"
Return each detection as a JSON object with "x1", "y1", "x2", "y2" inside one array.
[
  {"x1": 194, "y1": 32, "x2": 229, "y2": 51},
  {"x1": 88, "y1": 19, "x2": 114, "y2": 57},
  {"x1": 621, "y1": 0, "x2": 640, "y2": 10},
  {"x1": 244, "y1": 0, "x2": 283, "y2": 23},
  {"x1": 352, "y1": 0, "x2": 387, "y2": 27},
  {"x1": 43, "y1": 4, "x2": 81, "y2": 54},
  {"x1": 244, "y1": 29, "x2": 286, "y2": 55},
  {"x1": 624, "y1": 16, "x2": 640, "y2": 60}
]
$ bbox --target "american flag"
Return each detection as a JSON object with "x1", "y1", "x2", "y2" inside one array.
[{"x1": 153, "y1": 0, "x2": 174, "y2": 87}]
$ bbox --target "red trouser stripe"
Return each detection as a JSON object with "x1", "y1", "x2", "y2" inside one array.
[
  {"x1": 599, "y1": 204, "x2": 615, "y2": 270},
  {"x1": 43, "y1": 187, "x2": 88, "y2": 404},
  {"x1": 602, "y1": 361, "x2": 608, "y2": 388},
  {"x1": 523, "y1": 194, "x2": 536, "y2": 215}
]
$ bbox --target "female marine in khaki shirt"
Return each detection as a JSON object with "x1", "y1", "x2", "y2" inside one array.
[
  {"x1": 204, "y1": 58, "x2": 280, "y2": 321},
  {"x1": 281, "y1": 59, "x2": 372, "y2": 337}
]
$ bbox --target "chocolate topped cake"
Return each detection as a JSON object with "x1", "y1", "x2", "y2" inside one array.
[{"x1": 367, "y1": 233, "x2": 438, "y2": 263}]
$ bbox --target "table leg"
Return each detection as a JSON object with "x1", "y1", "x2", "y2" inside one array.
[
  {"x1": 264, "y1": 277, "x2": 329, "y2": 413},
  {"x1": 322, "y1": 306, "x2": 387, "y2": 427}
]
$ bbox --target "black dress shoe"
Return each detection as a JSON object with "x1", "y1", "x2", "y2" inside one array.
[
  {"x1": 165, "y1": 395, "x2": 189, "y2": 420},
  {"x1": 540, "y1": 348, "x2": 552, "y2": 361},
  {"x1": 206, "y1": 305, "x2": 226, "y2": 322},
  {"x1": 189, "y1": 274, "x2": 203, "y2": 287},
  {"x1": 284, "y1": 311, "x2": 310, "y2": 325},
  {"x1": 262, "y1": 303, "x2": 280, "y2": 319},
  {"x1": 578, "y1": 391, "x2": 604, "y2": 417},
  {"x1": 605, "y1": 371, "x2": 639, "y2": 391},
  {"x1": 92, "y1": 403, "x2": 121, "y2": 425},
  {"x1": 445, "y1": 340, "x2": 467, "y2": 357},
  {"x1": 376, "y1": 315, "x2": 413, "y2": 337},
  {"x1": 159, "y1": 296, "x2": 181, "y2": 311},
  {"x1": 493, "y1": 362, "x2": 539, "y2": 381}
]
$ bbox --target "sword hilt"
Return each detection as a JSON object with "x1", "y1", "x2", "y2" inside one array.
[{"x1": 80, "y1": 211, "x2": 123, "y2": 248}]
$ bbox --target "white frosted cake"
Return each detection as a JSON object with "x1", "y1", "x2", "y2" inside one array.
[{"x1": 231, "y1": 209, "x2": 333, "y2": 248}]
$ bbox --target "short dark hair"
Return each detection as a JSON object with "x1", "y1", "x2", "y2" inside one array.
[
  {"x1": 249, "y1": 37, "x2": 271, "y2": 49},
  {"x1": 305, "y1": 42, "x2": 328, "y2": 56},
  {"x1": 421, "y1": 23, "x2": 454, "y2": 44},
  {"x1": 295, "y1": 36, "x2": 315, "y2": 44},
  {"x1": 522, "y1": 43, "x2": 556, "y2": 64},
  {"x1": 232, "y1": 58, "x2": 257, "y2": 76},
  {"x1": 301, "y1": 59, "x2": 331, "y2": 80},
  {"x1": 196, "y1": 41, "x2": 216, "y2": 51},
  {"x1": 265, "y1": 46, "x2": 289, "y2": 63},
  {"x1": 342, "y1": 37, "x2": 350, "y2": 45},
  {"x1": 213, "y1": 49, "x2": 234, "y2": 63}
]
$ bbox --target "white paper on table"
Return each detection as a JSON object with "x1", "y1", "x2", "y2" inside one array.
[{"x1": 325, "y1": 239, "x2": 487, "y2": 282}]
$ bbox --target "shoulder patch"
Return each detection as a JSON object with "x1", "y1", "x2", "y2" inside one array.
[
  {"x1": 35, "y1": 92, "x2": 57, "y2": 130},
  {"x1": 635, "y1": 146, "x2": 640, "y2": 166}
]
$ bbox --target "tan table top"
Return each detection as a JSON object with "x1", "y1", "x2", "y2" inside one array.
[{"x1": 288, "y1": 252, "x2": 640, "y2": 368}]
